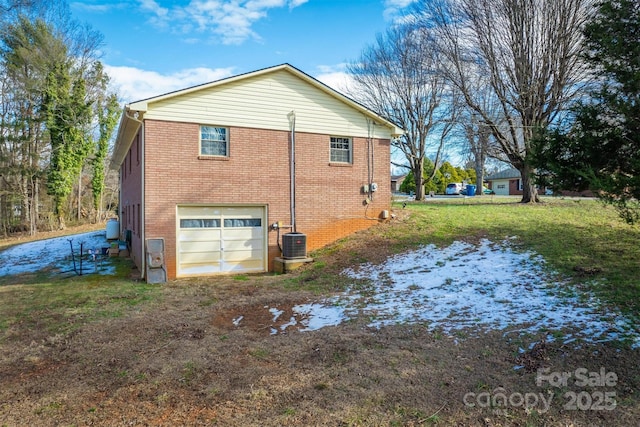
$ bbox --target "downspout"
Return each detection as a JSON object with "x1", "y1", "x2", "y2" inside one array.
[
  {"x1": 287, "y1": 110, "x2": 296, "y2": 233},
  {"x1": 367, "y1": 118, "x2": 375, "y2": 202},
  {"x1": 125, "y1": 109, "x2": 145, "y2": 278}
]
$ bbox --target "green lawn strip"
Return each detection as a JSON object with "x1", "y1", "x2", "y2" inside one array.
[
  {"x1": 393, "y1": 198, "x2": 639, "y2": 317},
  {"x1": 0, "y1": 259, "x2": 160, "y2": 338},
  {"x1": 1, "y1": 197, "x2": 638, "y2": 343}
]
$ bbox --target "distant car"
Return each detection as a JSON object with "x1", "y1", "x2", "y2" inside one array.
[
  {"x1": 460, "y1": 185, "x2": 494, "y2": 195},
  {"x1": 446, "y1": 183, "x2": 463, "y2": 195}
]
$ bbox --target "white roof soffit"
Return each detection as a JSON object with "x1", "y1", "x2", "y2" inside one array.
[{"x1": 110, "y1": 107, "x2": 142, "y2": 170}]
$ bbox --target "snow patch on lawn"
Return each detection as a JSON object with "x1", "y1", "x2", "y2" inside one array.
[
  {"x1": 0, "y1": 230, "x2": 115, "y2": 277},
  {"x1": 286, "y1": 239, "x2": 639, "y2": 347},
  {"x1": 5, "y1": 231, "x2": 637, "y2": 348}
]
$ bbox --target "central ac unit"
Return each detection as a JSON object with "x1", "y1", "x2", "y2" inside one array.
[{"x1": 282, "y1": 232, "x2": 307, "y2": 259}]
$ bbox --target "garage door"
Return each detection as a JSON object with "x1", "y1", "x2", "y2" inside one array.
[
  {"x1": 492, "y1": 180, "x2": 510, "y2": 196},
  {"x1": 177, "y1": 206, "x2": 266, "y2": 276}
]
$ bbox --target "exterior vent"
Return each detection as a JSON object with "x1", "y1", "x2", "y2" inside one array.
[{"x1": 282, "y1": 232, "x2": 307, "y2": 259}]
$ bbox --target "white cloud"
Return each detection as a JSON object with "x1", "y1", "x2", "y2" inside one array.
[
  {"x1": 70, "y1": 2, "x2": 114, "y2": 13},
  {"x1": 139, "y1": 0, "x2": 170, "y2": 27},
  {"x1": 105, "y1": 65, "x2": 235, "y2": 103},
  {"x1": 382, "y1": 0, "x2": 416, "y2": 21},
  {"x1": 288, "y1": 0, "x2": 308, "y2": 8},
  {"x1": 137, "y1": 0, "x2": 309, "y2": 45},
  {"x1": 314, "y1": 63, "x2": 357, "y2": 95}
]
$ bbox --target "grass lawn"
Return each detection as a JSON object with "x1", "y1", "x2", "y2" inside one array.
[
  {"x1": 388, "y1": 197, "x2": 640, "y2": 316},
  {"x1": 0, "y1": 197, "x2": 638, "y2": 426}
]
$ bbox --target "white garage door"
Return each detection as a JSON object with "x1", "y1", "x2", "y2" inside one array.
[
  {"x1": 492, "y1": 180, "x2": 510, "y2": 196},
  {"x1": 177, "y1": 205, "x2": 266, "y2": 277}
]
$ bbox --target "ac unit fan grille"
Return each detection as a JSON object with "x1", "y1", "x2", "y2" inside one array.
[{"x1": 282, "y1": 232, "x2": 306, "y2": 259}]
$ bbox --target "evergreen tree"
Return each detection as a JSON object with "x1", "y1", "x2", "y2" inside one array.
[
  {"x1": 399, "y1": 172, "x2": 416, "y2": 194},
  {"x1": 532, "y1": 0, "x2": 640, "y2": 223},
  {"x1": 44, "y1": 61, "x2": 91, "y2": 228}
]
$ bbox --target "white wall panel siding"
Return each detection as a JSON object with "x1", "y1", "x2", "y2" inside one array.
[{"x1": 142, "y1": 70, "x2": 393, "y2": 139}]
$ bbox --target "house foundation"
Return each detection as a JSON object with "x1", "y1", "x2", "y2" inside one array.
[{"x1": 273, "y1": 257, "x2": 314, "y2": 273}]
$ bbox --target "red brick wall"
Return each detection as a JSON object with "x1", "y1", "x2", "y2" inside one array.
[
  {"x1": 509, "y1": 179, "x2": 523, "y2": 195},
  {"x1": 142, "y1": 119, "x2": 391, "y2": 279},
  {"x1": 120, "y1": 133, "x2": 143, "y2": 269}
]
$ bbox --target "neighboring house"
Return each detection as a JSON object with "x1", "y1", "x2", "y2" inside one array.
[
  {"x1": 485, "y1": 168, "x2": 583, "y2": 197},
  {"x1": 110, "y1": 64, "x2": 403, "y2": 280},
  {"x1": 485, "y1": 168, "x2": 524, "y2": 195},
  {"x1": 391, "y1": 174, "x2": 407, "y2": 192}
]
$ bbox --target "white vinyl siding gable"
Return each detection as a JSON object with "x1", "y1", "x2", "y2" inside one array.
[{"x1": 137, "y1": 69, "x2": 394, "y2": 139}]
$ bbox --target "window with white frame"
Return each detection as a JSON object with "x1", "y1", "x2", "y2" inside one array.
[
  {"x1": 200, "y1": 126, "x2": 228, "y2": 156},
  {"x1": 330, "y1": 136, "x2": 351, "y2": 163}
]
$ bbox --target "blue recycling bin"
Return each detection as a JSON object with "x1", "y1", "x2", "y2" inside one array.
[{"x1": 466, "y1": 185, "x2": 476, "y2": 196}]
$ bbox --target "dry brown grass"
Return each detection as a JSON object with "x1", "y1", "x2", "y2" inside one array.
[
  {"x1": 1, "y1": 206, "x2": 639, "y2": 426},
  {"x1": 2, "y1": 274, "x2": 639, "y2": 425}
]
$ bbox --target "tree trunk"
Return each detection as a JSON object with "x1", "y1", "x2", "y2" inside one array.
[
  {"x1": 19, "y1": 175, "x2": 29, "y2": 233},
  {"x1": 77, "y1": 164, "x2": 82, "y2": 221},
  {"x1": 29, "y1": 175, "x2": 38, "y2": 236},
  {"x1": 55, "y1": 198, "x2": 66, "y2": 230},
  {"x1": 475, "y1": 165, "x2": 484, "y2": 197},
  {"x1": 57, "y1": 212, "x2": 66, "y2": 230},
  {"x1": 519, "y1": 164, "x2": 540, "y2": 203},
  {"x1": 413, "y1": 158, "x2": 425, "y2": 201}
]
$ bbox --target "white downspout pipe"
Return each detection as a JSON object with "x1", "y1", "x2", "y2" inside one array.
[{"x1": 288, "y1": 110, "x2": 296, "y2": 233}]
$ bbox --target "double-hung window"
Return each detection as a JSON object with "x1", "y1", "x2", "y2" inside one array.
[
  {"x1": 330, "y1": 136, "x2": 351, "y2": 164},
  {"x1": 200, "y1": 126, "x2": 228, "y2": 157}
]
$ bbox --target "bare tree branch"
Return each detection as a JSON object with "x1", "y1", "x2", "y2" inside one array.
[
  {"x1": 420, "y1": 0, "x2": 595, "y2": 202},
  {"x1": 348, "y1": 23, "x2": 457, "y2": 200}
]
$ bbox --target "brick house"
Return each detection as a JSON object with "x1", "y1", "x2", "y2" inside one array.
[
  {"x1": 485, "y1": 168, "x2": 585, "y2": 197},
  {"x1": 110, "y1": 64, "x2": 403, "y2": 280},
  {"x1": 390, "y1": 174, "x2": 407, "y2": 193},
  {"x1": 485, "y1": 168, "x2": 523, "y2": 195}
]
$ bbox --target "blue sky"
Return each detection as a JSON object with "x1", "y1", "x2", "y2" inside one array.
[{"x1": 70, "y1": 0, "x2": 415, "y2": 103}]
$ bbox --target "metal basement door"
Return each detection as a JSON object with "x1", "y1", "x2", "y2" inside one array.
[{"x1": 177, "y1": 206, "x2": 266, "y2": 276}]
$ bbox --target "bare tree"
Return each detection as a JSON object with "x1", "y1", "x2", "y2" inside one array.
[
  {"x1": 348, "y1": 23, "x2": 456, "y2": 201},
  {"x1": 454, "y1": 74, "x2": 503, "y2": 196},
  {"x1": 420, "y1": 0, "x2": 594, "y2": 202},
  {"x1": 0, "y1": 0, "x2": 111, "y2": 234},
  {"x1": 460, "y1": 115, "x2": 491, "y2": 194}
]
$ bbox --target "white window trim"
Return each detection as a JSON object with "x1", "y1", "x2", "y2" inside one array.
[{"x1": 330, "y1": 136, "x2": 352, "y2": 164}]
